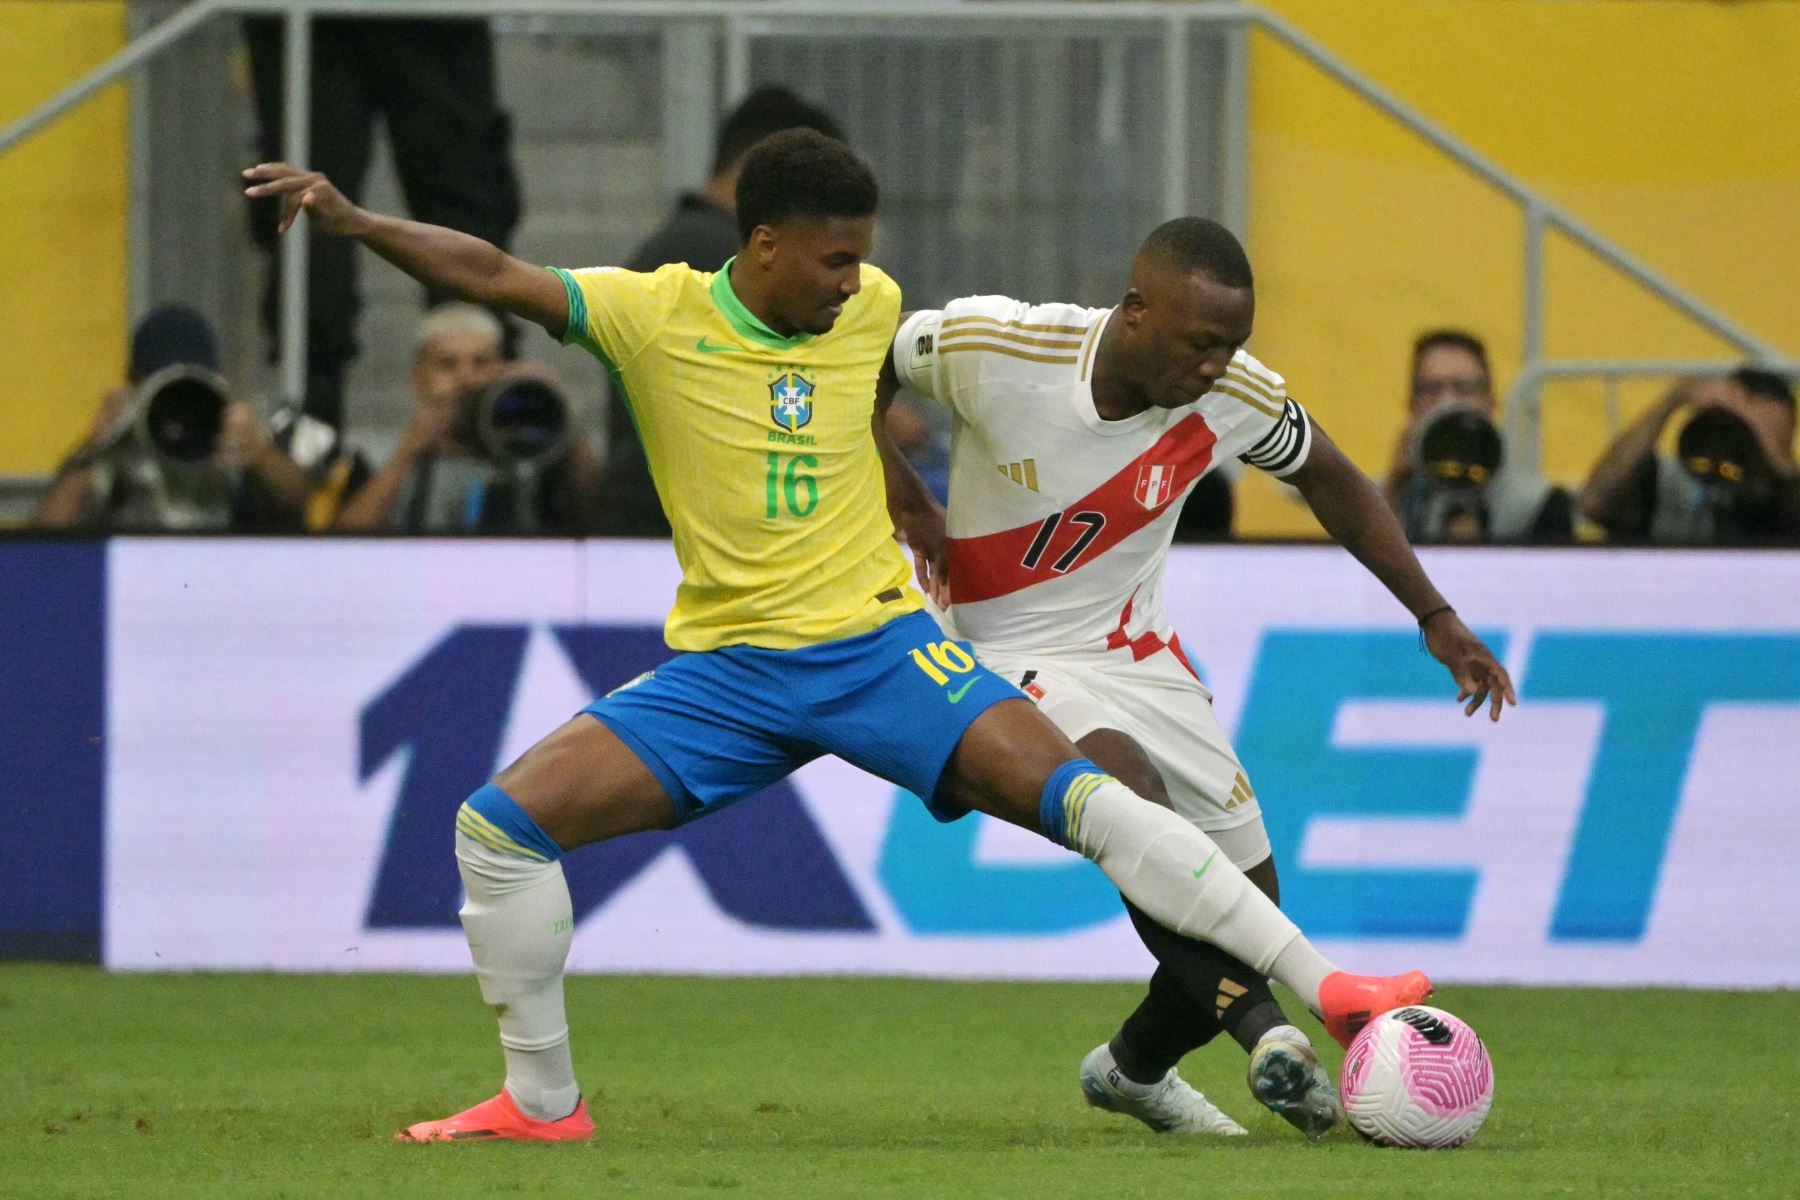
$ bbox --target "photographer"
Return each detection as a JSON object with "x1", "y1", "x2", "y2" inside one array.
[
  {"x1": 31, "y1": 305, "x2": 314, "y2": 532},
  {"x1": 333, "y1": 305, "x2": 604, "y2": 534},
  {"x1": 1580, "y1": 368, "x2": 1799, "y2": 543},
  {"x1": 1384, "y1": 330, "x2": 1573, "y2": 543}
]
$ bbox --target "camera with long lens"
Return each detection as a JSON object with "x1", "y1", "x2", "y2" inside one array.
[
  {"x1": 99, "y1": 364, "x2": 232, "y2": 468},
  {"x1": 448, "y1": 369, "x2": 576, "y2": 533},
  {"x1": 462, "y1": 371, "x2": 572, "y2": 470},
  {"x1": 1404, "y1": 406, "x2": 1504, "y2": 542},
  {"x1": 1676, "y1": 406, "x2": 1773, "y2": 537}
]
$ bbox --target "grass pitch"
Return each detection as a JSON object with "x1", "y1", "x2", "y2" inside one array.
[{"x1": 3, "y1": 968, "x2": 1794, "y2": 1199}]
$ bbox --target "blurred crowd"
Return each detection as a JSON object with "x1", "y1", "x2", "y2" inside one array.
[
  {"x1": 37, "y1": 296, "x2": 1794, "y2": 546},
  {"x1": 24, "y1": 17, "x2": 1797, "y2": 544}
]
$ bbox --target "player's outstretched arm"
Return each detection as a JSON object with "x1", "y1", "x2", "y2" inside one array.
[
  {"x1": 877, "y1": 338, "x2": 950, "y2": 604},
  {"x1": 1287, "y1": 422, "x2": 1517, "y2": 721},
  {"x1": 242, "y1": 163, "x2": 569, "y2": 336}
]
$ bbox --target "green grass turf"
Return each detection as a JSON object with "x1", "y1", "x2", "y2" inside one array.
[{"x1": 2, "y1": 968, "x2": 1794, "y2": 1199}]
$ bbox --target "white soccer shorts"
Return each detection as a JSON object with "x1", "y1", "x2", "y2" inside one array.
[{"x1": 977, "y1": 642, "x2": 1272, "y2": 870}]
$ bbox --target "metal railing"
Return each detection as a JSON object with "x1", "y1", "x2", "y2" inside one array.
[
  {"x1": 6, "y1": 0, "x2": 1795, "y2": 472},
  {"x1": 1510, "y1": 360, "x2": 1800, "y2": 449}
]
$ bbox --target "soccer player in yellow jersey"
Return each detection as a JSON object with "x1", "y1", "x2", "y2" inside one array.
[{"x1": 246, "y1": 132, "x2": 1441, "y2": 1145}]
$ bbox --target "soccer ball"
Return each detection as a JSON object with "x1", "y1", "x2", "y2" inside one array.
[{"x1": 1340, "y1": 1005, "x2": 1494, "y2": 1148}]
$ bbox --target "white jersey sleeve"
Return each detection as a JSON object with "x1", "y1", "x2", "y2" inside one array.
[
  {"x1": 1211, "y1": 351, "x2": 1313, "y2": 478},
  {"x1": 893, "y1": 308, "x2": 948, "y2": 403},
  {"x1": 893, "y1": 296, "x2": 1097, "y2": 423}
]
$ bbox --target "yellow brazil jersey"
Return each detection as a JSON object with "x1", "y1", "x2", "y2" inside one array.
[{"x1": 550, "y1": 259, "x2": 923, "y2": 652}]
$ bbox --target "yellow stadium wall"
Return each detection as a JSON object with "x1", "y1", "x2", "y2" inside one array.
[
  {"x1": 0, "y1": 1, "x2": 128, "y2": 476},
  {"x1": 1, "y1": 1, "x2": 1793, "y2": 514},
  {"x1": 1236, "y1": 0, "x2": 1800, "y2": 537}
]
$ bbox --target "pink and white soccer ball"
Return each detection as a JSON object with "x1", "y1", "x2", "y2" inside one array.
[{"x1": 1340, "y1": 1005, "x2": 1494, "y2": 1148}]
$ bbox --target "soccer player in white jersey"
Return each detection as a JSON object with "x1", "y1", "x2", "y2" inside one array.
[{"x1": 883, "y1": 218, "x2": 1516, "y2": 1140}]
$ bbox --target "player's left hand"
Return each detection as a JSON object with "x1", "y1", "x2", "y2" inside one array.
[
  {"x1": 898, "y1": 500, "x2": 951, "y2": 608},
  {"x1": 920, "y1": 544, "x2": 950, "y2": 609},
  {"x1": 1423, "y1": 610, "x2": 1516, "y2": 721}
]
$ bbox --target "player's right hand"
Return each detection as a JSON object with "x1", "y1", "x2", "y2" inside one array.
[
  {"x1": 400, "y1": 401, "x2": 459, "y2": 458},
  {"x1": 242, "y1": 163, "x2": 366, "y2": 237}
]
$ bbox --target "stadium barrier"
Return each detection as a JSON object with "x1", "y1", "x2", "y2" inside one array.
[{"x1": 5, "y1": 538, "x2": 1797, "y2": 987}]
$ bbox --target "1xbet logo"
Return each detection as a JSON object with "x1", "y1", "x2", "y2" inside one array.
[
  {"x1": 361, "y1": 625, "x2": 873, "y2": 933},
  {"x1": 361, "y1": 626, "x2": 1800, "y2": 942}
]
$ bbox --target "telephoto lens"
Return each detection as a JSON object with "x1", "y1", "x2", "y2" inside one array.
[
  {"x1": 131, "y1": 365, "x2": 232, "y2": 465},
  {"x1": 1405, "y1": 406, "x2": 1505, "y2": 542},
  {"x1": 476, "y1": 374, "x2": 571, "y2": 469},
  {"x1": 1676, "y1": 406, "x2": 1764, "y2": 487},
  {"x1": 1415, "y1": 407, "x2": 1503, "y2": 488}
]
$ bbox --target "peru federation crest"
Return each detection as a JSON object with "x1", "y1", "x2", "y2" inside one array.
[
  {"x1": 769, "y1": 371, "x2": 816, "y2": 433},
  {"x1": 1135, "y1": 462, "x2": 1178, "y2": 509}
]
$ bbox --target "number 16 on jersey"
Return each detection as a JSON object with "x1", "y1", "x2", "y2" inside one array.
[{"x1": 765, "y1": 452, "x2": 819, "y2": 519}]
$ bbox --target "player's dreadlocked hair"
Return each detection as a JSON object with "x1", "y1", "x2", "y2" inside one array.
[
  {"x1": 1139, "y1": 217, "x2": 1254, "y2": 290},
  {"x1": 734, "y1": 128, "x2": 879, "y2": 244}
]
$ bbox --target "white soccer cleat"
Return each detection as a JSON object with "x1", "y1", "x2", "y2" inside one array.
[
  {"x1": 1247, "y1": 1026, "x2": 1342, "y2": 1141},
  {"x1": 1078, "y1": 1044, "x2": 1248, "y2": 1136}
]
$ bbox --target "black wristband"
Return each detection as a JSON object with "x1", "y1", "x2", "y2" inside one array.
[
  {"x1": 1417, "y1": 604, "x2": 1455, "y2": 628},
  {"x1": 1417, "y1": 604, "x2": 1455, "y2": 650}
]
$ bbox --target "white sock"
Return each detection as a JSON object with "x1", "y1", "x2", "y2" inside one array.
[
  {"x1": 1270, "y1": 939, "x2": 1338, "y2": 1018},
  {"x1": 1060, "y1": 777, "x2": 1339, "y2": 1008},
  {"x1": 1090, "y1": 1043, "x2": 1163, "y2": 1095},
  {"x1": 1257, "y1": 1024, "x2": 1312, "y2": 1049},
  {"x1": 456, "y1": 832, "x2": 582, "y2": 1121}
]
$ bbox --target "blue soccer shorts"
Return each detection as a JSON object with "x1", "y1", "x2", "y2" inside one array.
[{"x1": 580, "y1": 609, "x2": 1022, "y2": 823}]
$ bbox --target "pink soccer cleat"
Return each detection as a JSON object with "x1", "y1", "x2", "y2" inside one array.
[
  {"x1": 395, "y1": 1090, "x2": 594, "y2": 1144},
  {"x1": 1318, "y1": 969, "x2": 1434, "y2": 1049}
]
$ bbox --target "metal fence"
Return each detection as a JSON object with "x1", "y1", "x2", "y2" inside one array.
[{"x1": 4, "y1": 0, "x2": 1794, "y2": 466}]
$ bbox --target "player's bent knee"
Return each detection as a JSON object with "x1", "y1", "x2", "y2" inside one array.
[
  {"x1": 1075, "y1": 727, "x2": 1173, "y2": 810},
  {"x1": 941, "y1": 697, "x2": 1088, "y2": 829},
  {"x1": 492, "y1": 714, "x2": 680, "y2": 849},
  {"x1": 458, "y1": 784, "x2": 565, "y2": 867}
]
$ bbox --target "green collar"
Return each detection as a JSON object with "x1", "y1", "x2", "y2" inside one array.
[{"x1": 710, "y1": 257, "x2": 814, "y2": 350}]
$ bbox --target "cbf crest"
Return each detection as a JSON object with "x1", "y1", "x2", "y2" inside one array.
[{"x1": 769, "y1": 371, "x2": 816, "y2": 433}]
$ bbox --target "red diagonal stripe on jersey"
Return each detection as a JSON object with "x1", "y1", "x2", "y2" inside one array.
[{"x1": 949, "y1": 413, "x2": 1217, "y2": 604}]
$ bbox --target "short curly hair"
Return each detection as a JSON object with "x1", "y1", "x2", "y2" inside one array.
[
  {"x1": 1138, "y1": 217, "x2": 1253, "y2": 290},
  {"x1": 734, "y1": 128, "x2": 879, "y2": 244}
]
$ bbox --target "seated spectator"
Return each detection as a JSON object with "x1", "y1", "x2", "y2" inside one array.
[
  {"x1": 333, "y1": 305, "x2": 604, "y2": 535},
  {"x1": 1384, "y1": 329, "x2": 1573, "y2": 543},
  {"x1": 31, "y1": 305, "x2": 317, "y2": 532},
  {"x1": 1580, "y1": 367, "x2": 1799, "y2": 543},
  {"x1": 602, "y1": 86, "x2": 845, "y2": 537}
]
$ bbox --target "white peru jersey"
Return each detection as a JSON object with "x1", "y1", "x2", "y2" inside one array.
[{"x1": 894, "y1": 296, "x2": 1313, "y2": 657}]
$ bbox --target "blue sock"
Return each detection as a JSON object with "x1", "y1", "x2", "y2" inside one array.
[
  {"x1": 1038, "y1": 758, "x2": 1114, "y2": 848},
  {"x1": 458, "y1": 783, "x2": 564, "y2": 861}
]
